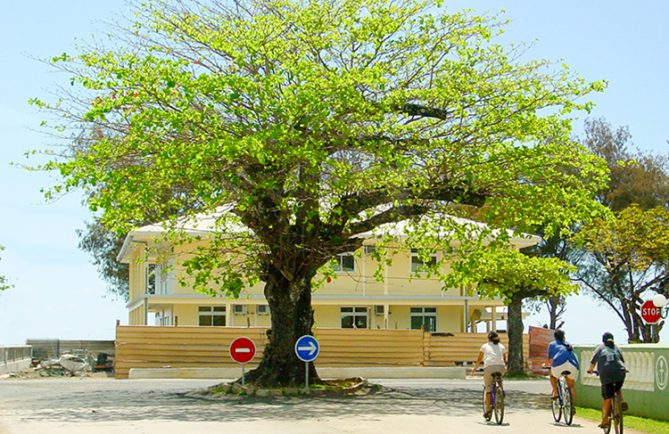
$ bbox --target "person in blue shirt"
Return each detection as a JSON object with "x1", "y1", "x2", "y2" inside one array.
[{"x1": 544, "y1": 329, "x2": 579, "y2": 402}]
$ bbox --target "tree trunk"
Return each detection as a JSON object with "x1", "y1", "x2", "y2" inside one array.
[
  {"x1": 507, "y1": 293, "x2": 525, "y2": 375},
  {"x1": 245, "y1": 266, "x2": 319, "y2": 387},
  {"x1": 547, "y1": 295, "x2": 564, "y2": 330}
]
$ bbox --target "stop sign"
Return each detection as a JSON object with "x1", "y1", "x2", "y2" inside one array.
[
  {"x1": 641, "y1": 300, "x2": 661, "y2": 324},
  {"x1": 229, "y1": 337, "x2": 256, "y2": 364}
]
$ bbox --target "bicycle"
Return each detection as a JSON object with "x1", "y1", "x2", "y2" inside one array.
[
  {"x1": 591, "y1": 371, "x2": 625, "y2": 434},
  {"x1": 544, "y1": 367, "x2": 575, "y2": 425},
  {"x1": 480, "y1": 371, "x2": 505, "y2": 425}
]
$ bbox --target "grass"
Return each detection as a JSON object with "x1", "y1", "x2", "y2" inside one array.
[{"x1": 576, "y1": 406, "x2": 669, "y2": 434}]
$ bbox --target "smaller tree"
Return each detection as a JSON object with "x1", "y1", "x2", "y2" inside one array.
[
  {"x1": 77, "y1": 220, "x2": 129, "y2": 300},
  {"x1": 451, "y1": 247, "x2": 577, "y2": 374},
  {"x1": 522, "y1": 227, "x2": 585, "y2": 329},
  {"x1": 582, "y1": 118, "x2": 669, "y2": 211},
  {"x1": 575, "y1": 205, "x2": 669, "y2": 343}
]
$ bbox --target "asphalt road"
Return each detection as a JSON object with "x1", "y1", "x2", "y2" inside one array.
[{"x1": 0, "y1": 377, "x2": 640, "y2": 434}]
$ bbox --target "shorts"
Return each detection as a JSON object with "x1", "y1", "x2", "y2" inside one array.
[
  {"x1": 484, "y1": 365, "x2": 506, "y2": 392},
  {"x1": 601, "y1": 381, "x2": 624, "y2": 399},
  {"x1": 551, "y1": 362, "x2": 578, "y2": 381}
]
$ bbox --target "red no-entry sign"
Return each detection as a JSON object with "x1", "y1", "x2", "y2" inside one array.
[
  {"x1": 229, "y1": 337, "x2": 256, "y2": 364},
  {"x1": 641, "y1": 300, "x2": 661, "y2": 324}
]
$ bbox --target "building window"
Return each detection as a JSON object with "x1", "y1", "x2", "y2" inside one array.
[
  {"x1": 146, "y1": 264, "x2": 156, "y2": 295},
  {"x1": 341, "y1": 307, "x2": 368, "y2": 328},
  {"x1": 198, "y1": 306, "x2": 226, "y2": 326},
  {"x1": 410, "y1": 307, "x2": 437, "y2": 332},
  {"x1": 410, "y1": 249, "x2": 437, "y2": 273},
  {"x1": 256, "y1": 305, "x2": 270, "y2": 315},
  {"x1": 332, "y1": 253, "x2": 355, "y2": 272}
]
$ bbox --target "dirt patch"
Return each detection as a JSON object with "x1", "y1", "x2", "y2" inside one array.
[
  {"x1": 0, "y1": 368, "x2": 113, "y2": 380},
  {"x1": 190, "y1": 377, "x2": 386, "y2": 399}
]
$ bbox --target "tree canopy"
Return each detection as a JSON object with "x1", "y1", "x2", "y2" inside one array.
[
  {"x1": 574, "y1": 118, "x2": 669, "y2": 342},
  {"x1": 583, "y1": 118, "x2": 669, "y2": 211},
  {"x1": 449, "y1": 245, "x2": 577, "y2": 373},
  {"x1": 576, "y1": 205, "x2": 669, "y2": 342},
  {"x1": 33, "y1": 0, "x2": 608, "y2": 385}
]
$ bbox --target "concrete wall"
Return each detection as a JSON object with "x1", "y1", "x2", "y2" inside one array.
[
  {"x1": 574, "y1": 344, "x2": 669, "y2": 422},
  {"x1": 0, "y1": 346, "x2": 32, "y2": 375}
]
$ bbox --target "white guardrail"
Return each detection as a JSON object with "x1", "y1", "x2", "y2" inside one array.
[
  {"x1": 0, "y1": 346, "x2": 33, "y2": 375},
  {"x1": 578, "y1": 349, "x2": 655, "y2": 392}
]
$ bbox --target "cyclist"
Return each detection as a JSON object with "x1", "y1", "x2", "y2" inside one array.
[
  {"x1": 544, "y1": 329, "x2": 579, "y2": 402},
  {"x1": 471, "y1": 331, "x2": 507, "y2": 419},
  {"x1": 587, "y1": 332, "x2": 628, "y2": 429}
]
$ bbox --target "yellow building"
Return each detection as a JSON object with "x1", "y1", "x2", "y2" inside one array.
[{"x1": 118, "y1": 213, "x2": 540, "y2": 333}]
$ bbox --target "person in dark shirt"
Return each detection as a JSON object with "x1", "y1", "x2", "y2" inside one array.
[{"x1": 587, "y1": 332, "x2": 628, "y2": 429}]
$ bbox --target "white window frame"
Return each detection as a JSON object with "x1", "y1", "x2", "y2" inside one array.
[
  {"x1": 256, "y1": 305, "x2": 270, "y2": 315},
  {"x1": 198, "y1": 306, "x2": 226, "y2": 326},
  {"x1": 340, "y1": 306, "x2": 369, "y2": 329},
  {"x1": 233, "y1": 304, "x2": 248, "y2": 315},
  {"x1": 410, "y1": 249, "x2": 437, "y2": 274},
  {"x1": 410, "y1": 306, "x2": 437, "y2": 332},
  {"x1": 332, "y1": 253, "x2": 355, "y2": 273}
]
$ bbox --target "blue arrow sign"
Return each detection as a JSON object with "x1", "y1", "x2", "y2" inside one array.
[{"x1": 295, "y1": 335, "x2": 320, "y2": 362}]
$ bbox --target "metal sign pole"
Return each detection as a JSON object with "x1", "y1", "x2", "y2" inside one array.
[
  {"x1": 305, "y1": 362, "x2": 309, "y2": 391},
  {"x1": 241, "y1": 364, "x2": 245, "y2": 386}
]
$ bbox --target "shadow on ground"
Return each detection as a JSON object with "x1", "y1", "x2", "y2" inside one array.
[{"x1": 0, "y1": 383, "x2": 552, "y2": 424}]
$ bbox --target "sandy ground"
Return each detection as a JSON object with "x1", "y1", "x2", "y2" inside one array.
[{"x1": 0, "y1": 377, "x2": 642, "y2": 434}]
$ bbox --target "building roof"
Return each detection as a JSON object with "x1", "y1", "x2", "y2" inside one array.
[{"x1": 117, "y1": 207, "x2": 541, "y2": 263}]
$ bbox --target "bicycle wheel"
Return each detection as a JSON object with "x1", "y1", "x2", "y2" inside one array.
[
  {"x1": 493, "y1": 382, "x2": 504, "y2": 425},
  {"x1": 551, "y1": 383, "x2": 562, "y2": 422},
  {"x1": 483, "y1": 387, "x2": 492, "y2": 421},
  {"x1": 613, "y1": 396, "x2": 623, "y2": 434},
  {"x1": 562, "y1": 379, "x2": 574, "y2": 426}
]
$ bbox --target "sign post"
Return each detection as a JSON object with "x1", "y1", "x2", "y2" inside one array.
[
  {"x1": 295, "y1": 335, "x2": 320, "y2": 391},
  {"x1": 641, "y1": 300, "x2": 661, "y2": 324},
  {"x1": 229, "y1": 337, "x2": 256, "y2": 385}
]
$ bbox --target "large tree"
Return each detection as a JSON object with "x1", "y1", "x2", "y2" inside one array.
[
  {"x1": 34, "y1": 0, "x2": 607, "y2": 386},
  {"x1": 576, "y1": 205, "x2": 669, "y2": 343}
]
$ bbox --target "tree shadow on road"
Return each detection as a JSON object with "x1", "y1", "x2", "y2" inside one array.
[{"x1": 1, "y1": 385, "x2": 554, "y2": 424}]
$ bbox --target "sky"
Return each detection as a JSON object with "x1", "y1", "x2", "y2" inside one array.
[{"x1": 0, "y1": 1, "x2": 668, "y2": 346}]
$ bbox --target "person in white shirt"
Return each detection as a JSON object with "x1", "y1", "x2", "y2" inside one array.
[{"x1": 471, "y1": 331, "x2": 508, "y2": 418}]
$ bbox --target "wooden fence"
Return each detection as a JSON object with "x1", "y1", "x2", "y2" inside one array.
[
  {"x1": 425, "y1": 332, "x2": 529, "y2": 367},
  {"x1": 115, "y1": 325, "x2": 530, "y2": 378}
]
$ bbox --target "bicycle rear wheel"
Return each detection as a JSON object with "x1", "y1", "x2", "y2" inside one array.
[
  {"x1": 493, "y1": 382, "x2": 504, "y2": 425},
  {"x1": 482, "y1": 387, "x2": 492, "y2": 421},
  {"x1": 562, "y1": 380, "x2": 574, "y2": 425},
  {"x1": 551, "y1": 389, "x2": 562, "y2": 422},
  {"x1": 613, "y1": 396, "x2": 623, "y2": 434}
]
